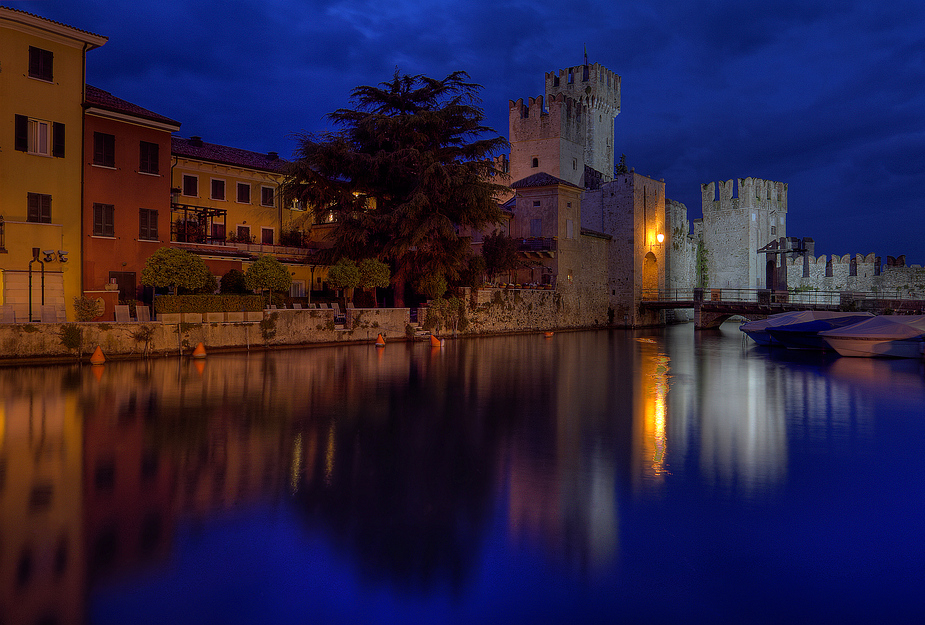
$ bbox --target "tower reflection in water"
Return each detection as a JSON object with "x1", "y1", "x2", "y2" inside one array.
[{"x1": 0, "y1": 328, "x2": 900, "y2": 623}]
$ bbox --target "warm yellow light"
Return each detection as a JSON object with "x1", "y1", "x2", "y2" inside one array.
[{"x1": 656, "y1": 233, "x2": 665, "y2": 244}]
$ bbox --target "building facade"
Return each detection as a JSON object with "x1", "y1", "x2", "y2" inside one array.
[
  {"x1": 82, "y1": 85, "x2": 180, "y2": 317},
  {"x1": 0, "y1": 7, "x2": 106, "y2": 321}
]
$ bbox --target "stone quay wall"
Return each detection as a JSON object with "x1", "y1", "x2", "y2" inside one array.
[
  {"x1": 0, "y1": 308, "x2": 413, "y2": 364},
  {"x1": 1, "y1": 288, "x2": 623, "y2": 363}
]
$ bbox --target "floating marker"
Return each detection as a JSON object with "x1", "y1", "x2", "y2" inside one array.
[
  {"x1": 90, "y1": 346, "x2": 106, "y2": 365},
  {"x1": 192, "y1": 342, "x2": 207, "y2": 358},
  {"x1": 430, "y1": 334, "x2": 443, "y2": 347},
  {"x1": 375, "y1": 334, "x2": 386, "y2": 347}
]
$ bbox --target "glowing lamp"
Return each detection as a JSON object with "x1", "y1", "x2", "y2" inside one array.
[{"x1": 656, "y1": 233, "x2": 665, "y2": 244}]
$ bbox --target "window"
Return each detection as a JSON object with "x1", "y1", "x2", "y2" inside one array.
[
  {"x1": 139, "y1": 141, "x2": 159, "y2": 174},
  {"x1": 182, "y1": 175, "x2": 198, "y2": 197},
  {"x1": 93, "y1": 203, "x2": 115, "y2": 237},
  {"x1": 28, "y1": 46, "x2": 53, "y2": 81},
  {"x1": 237, "y1": 182, "x2": 251, "y2": 204},
  {"x1": 532, "y1": 200, "x2": 540, "y2": 207},
  {"x1": 211, "y1": 179, "x2": 225, "y2": 201},
  {"x1": 770, "y1": 226, "x2": 777, "y2": 236},
  {"x1": 237, "y1": 225, "x2": 251, "y2": 242},
  {"x1": 566, "y1": 219, "x2": 574, "y2": 239},
  {"x1": 531, "y1": 158, "x2": 539, "y2": 168},
  {"x1": 27, "y1": 193, "x2": 51, "y2": 223},
  {"x1": 211, "y1": 223, "x2": 225, "y2": 240},
  {"x1": 109, "y1": 272, "x2": 136, "y2": 300},
  {"x1": 139, "y1": 208, "x2": 158, "y2": 240},
  {"x1": 14, "y1": 115, "x2": 64, "y2": 157},
  {"x1": 260, "y1": 186, "x2": 274, "y2": 207},
  {"x1": 261, "y1": 228, "x2": 274, "y2": 245},
  {"x1": 531, "y1": 218, "x2": 542, "y2": 237},
  {"x1": 94, "y1": 132, "x2": 115, "y2": 167}
]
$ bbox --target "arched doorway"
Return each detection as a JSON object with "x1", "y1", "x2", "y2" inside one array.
[
  {"x1": 766, "y1": 259, "x2": 777, "y2": 290},
  {"x1": 643, "y1": 252, "x2": 658, "y2": 298}
]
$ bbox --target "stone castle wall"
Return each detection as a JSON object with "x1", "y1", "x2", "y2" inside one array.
[
  {"x1": 785, "y1": 254, "x2": 925, "y2": 298},
  {"x1": 509, "y1": 94, "x2": 587, "y2": 187}
]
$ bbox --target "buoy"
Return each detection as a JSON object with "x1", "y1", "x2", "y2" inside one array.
[
  {"x1": 544, "y1": 331, "x2": 554, "y2": 338},
  {"x1": 430, "y1": 334, "x2": 442, "y2": 347},
  {"x1": 90, "y1": 346, "x2": 106, "y2": 365},
  {"x1": 375, "y1": 334, "x2": 386, "y2": 347},
  {"x1": 192, "y1": 342, "x2": 207, "y2": 358}
]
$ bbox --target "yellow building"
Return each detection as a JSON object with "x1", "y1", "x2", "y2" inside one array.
[
  {"x1": 169, "y1": 136, "x2": 325, "y2": 297},
  {"x1": 0, "y1": 7, "x2": 107, "y2": 321}
]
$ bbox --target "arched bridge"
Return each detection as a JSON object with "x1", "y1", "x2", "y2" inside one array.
[{"x1": 641, "y1": 288, "x2": 925, "y2": 329}]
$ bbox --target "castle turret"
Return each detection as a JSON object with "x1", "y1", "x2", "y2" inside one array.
[{"x1": 545, "y1": 62, "x2": 621, "y2": 181}]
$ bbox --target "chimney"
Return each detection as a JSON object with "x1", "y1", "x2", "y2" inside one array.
[
  {"x1": 189, "y1": 136, "x2": 203, "y2": 147},
  {"x1": 267, "y1": 151, "x2": 278, "y2": 160}
]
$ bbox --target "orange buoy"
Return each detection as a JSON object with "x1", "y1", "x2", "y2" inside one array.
[
  {"x1": 192, "y1": 342, "x2": 207, "y2": 358},
  {"x1": 544, "y1": 331, "x2": 554, "y2": 338},
  {"x1": 375, "y1": 333, "x2": 386, "y2": 347},
  {"x1": 430, "y1": 334, "x2": 442, "y2": 347},
  {"x1": 89, "y1": 346, "x2": 106, "y2": 365}
]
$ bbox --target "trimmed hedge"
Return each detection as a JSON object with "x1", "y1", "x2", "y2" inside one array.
[{"x1": 153, "y1": 294, "x2": 265, "y2": 314}]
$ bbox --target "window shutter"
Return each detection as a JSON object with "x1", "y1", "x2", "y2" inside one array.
[
  {"x1": 28, "y1": 193, "x2": 38, "y2": 221},
  {"x1": 41, "y1": 195, "x2": 52, "y2": 222},
  {"x1": 15, "y1": 115, "x2": 28, "y2": 152},
  {"x1": 104, "y1": 206, "x2": 114, "y2": 237},
  {"x1": 52, "y1": 123, "x2": 65, "y2": 158},
  {"x1": 151, "y1": 210, "x2": 158, "y2": 239},
  {"x1": 94, "y1": 204, "x2": 103, "y2": 234}
]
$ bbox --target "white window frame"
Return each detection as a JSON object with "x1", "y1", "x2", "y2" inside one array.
[{"x1": 28, "y1": 119, "x2": 50, "y2": 156}]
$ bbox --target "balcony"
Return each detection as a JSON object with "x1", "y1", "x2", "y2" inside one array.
[{"x1": 517, "y1": 237, "x2": 557, "y2": 258}]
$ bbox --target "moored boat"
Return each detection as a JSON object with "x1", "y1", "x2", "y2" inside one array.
[
  {"x1": 741, "y1": 310, "x2": 870, "y2": 346},
  {"x1": 819, "y1": 315, "x2": 925, "y2": 358},
  {"x1": 766, "y1": 313, "x2": 874, "y2": 350}
]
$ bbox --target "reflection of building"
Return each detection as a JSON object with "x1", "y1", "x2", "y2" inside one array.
[
  {"x1": 0, "y1": 370, "x2": 85, "y2": 625},
  {"x1": 0, "y1": 7, "x2": 107, "y2": 321}
]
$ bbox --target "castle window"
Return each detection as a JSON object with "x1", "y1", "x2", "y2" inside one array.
[
  {"x1": 533, "y1": 201, "x2": 540, "y2": 207},
  {"x1": 554, "y1": 75, "x2": 560, "y2": 87},
  {"x1": 28, "y1": 46, "x2": 54, "y2": 82},
  {"x1": 573, "y1": 158, "x2": 577, "y2": 171},
  {"x1": 582, "y1": 65, "x2": 589, "y2": 81},
  {"x1": 771, "y1": 226, "x2": 776, "y2": 236},
  {"x1": 567, "y1": 219, "x2": 574, "y2": 239},
  {"x1": 568, "y1": 70, "x2": 574, "y2": 84},
  {"x1": 531, "y1": 158, "x2": 538, "y2": 168}
]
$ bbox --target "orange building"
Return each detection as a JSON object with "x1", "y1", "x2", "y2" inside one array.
[{"x1": 82, "y1": 86, "x2": 180, "y2": 316}]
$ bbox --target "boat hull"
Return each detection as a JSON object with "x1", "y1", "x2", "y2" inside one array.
[{"x1": 822, "y1": 337, "x2": 925, "y2": 359}]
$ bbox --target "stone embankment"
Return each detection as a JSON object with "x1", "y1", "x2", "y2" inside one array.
[{"x1": 0, "y1": 288, "x2": 612, "y2": 364}]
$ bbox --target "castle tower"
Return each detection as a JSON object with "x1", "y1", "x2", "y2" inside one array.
[{"x1": 545, "y1": 61, "x2": 621, "y2": 182}]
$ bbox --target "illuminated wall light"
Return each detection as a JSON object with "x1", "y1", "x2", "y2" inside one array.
[{"x1": 656, "y1": 233, "x2": 665, "y2": 244}]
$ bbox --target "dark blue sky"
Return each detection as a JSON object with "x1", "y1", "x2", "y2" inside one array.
[{"x1": 14, "y1": 0, "x2": 925, "y2": 261}]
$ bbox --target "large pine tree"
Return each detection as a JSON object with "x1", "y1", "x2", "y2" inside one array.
[{"x1": 283, "y1": 71, "x2": 508, "y2": 305}]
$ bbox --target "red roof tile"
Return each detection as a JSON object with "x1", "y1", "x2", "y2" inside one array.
[
  {"x1": 172, "y1": 136, "x2": 286, "y2": 172},
  {"x1": 85, "y1": 85, "x2": 180, "y2": 127}
]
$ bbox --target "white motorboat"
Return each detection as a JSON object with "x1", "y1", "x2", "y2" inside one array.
[{"x1": 819, "y1": 315, "x2": 925, "y2": 358}]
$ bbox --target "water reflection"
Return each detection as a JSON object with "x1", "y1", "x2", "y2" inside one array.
[{"x1": 0, "y1": 328, "x2": 920, "y2": 623}]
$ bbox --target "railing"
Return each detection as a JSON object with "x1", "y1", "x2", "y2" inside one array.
[
  {"x1": 518, "y1": 237, "x2": 557, "y2": 252},
  {"x1": 642, "y1": 288, "x2": 925, "y2": 308}
]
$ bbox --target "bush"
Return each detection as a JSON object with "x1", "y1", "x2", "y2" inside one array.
[
  {"x1": 73, "y1": 296, "x2": 104, "y2": 322},
  {"x1": 220, "y1": 269, "x2": 248, "y2": 294},
  {"x1": 153, "y1": 294, "x2": 265, "y2": 313}
]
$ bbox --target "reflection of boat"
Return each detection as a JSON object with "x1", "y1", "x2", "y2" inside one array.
[
  {"x1": 766, "y1": 313, "x2": 873, "y2": 350},
  {"x1": 741, "y1": 311, "x2": 870, "y2": 346},
  {"x1": 820, "y1": 315, "x2": 925, "y2": 358}
]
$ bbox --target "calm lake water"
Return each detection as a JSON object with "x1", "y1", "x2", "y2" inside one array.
[{"x1": 2, "y1": 324, "x2": 924, "y2": 624}]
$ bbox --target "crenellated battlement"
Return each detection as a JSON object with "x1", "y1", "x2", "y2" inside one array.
[
  {"x1": 544, "y1": 63, "x2": 621, "y2": 115},
  {"x1": 701, "y1": 177, "x2": 788, "y2": 213}
]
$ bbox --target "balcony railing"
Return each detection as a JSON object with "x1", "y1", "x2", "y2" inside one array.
[{"x1": 518, "y1": 237, "x2": 557, "y2": 252}]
